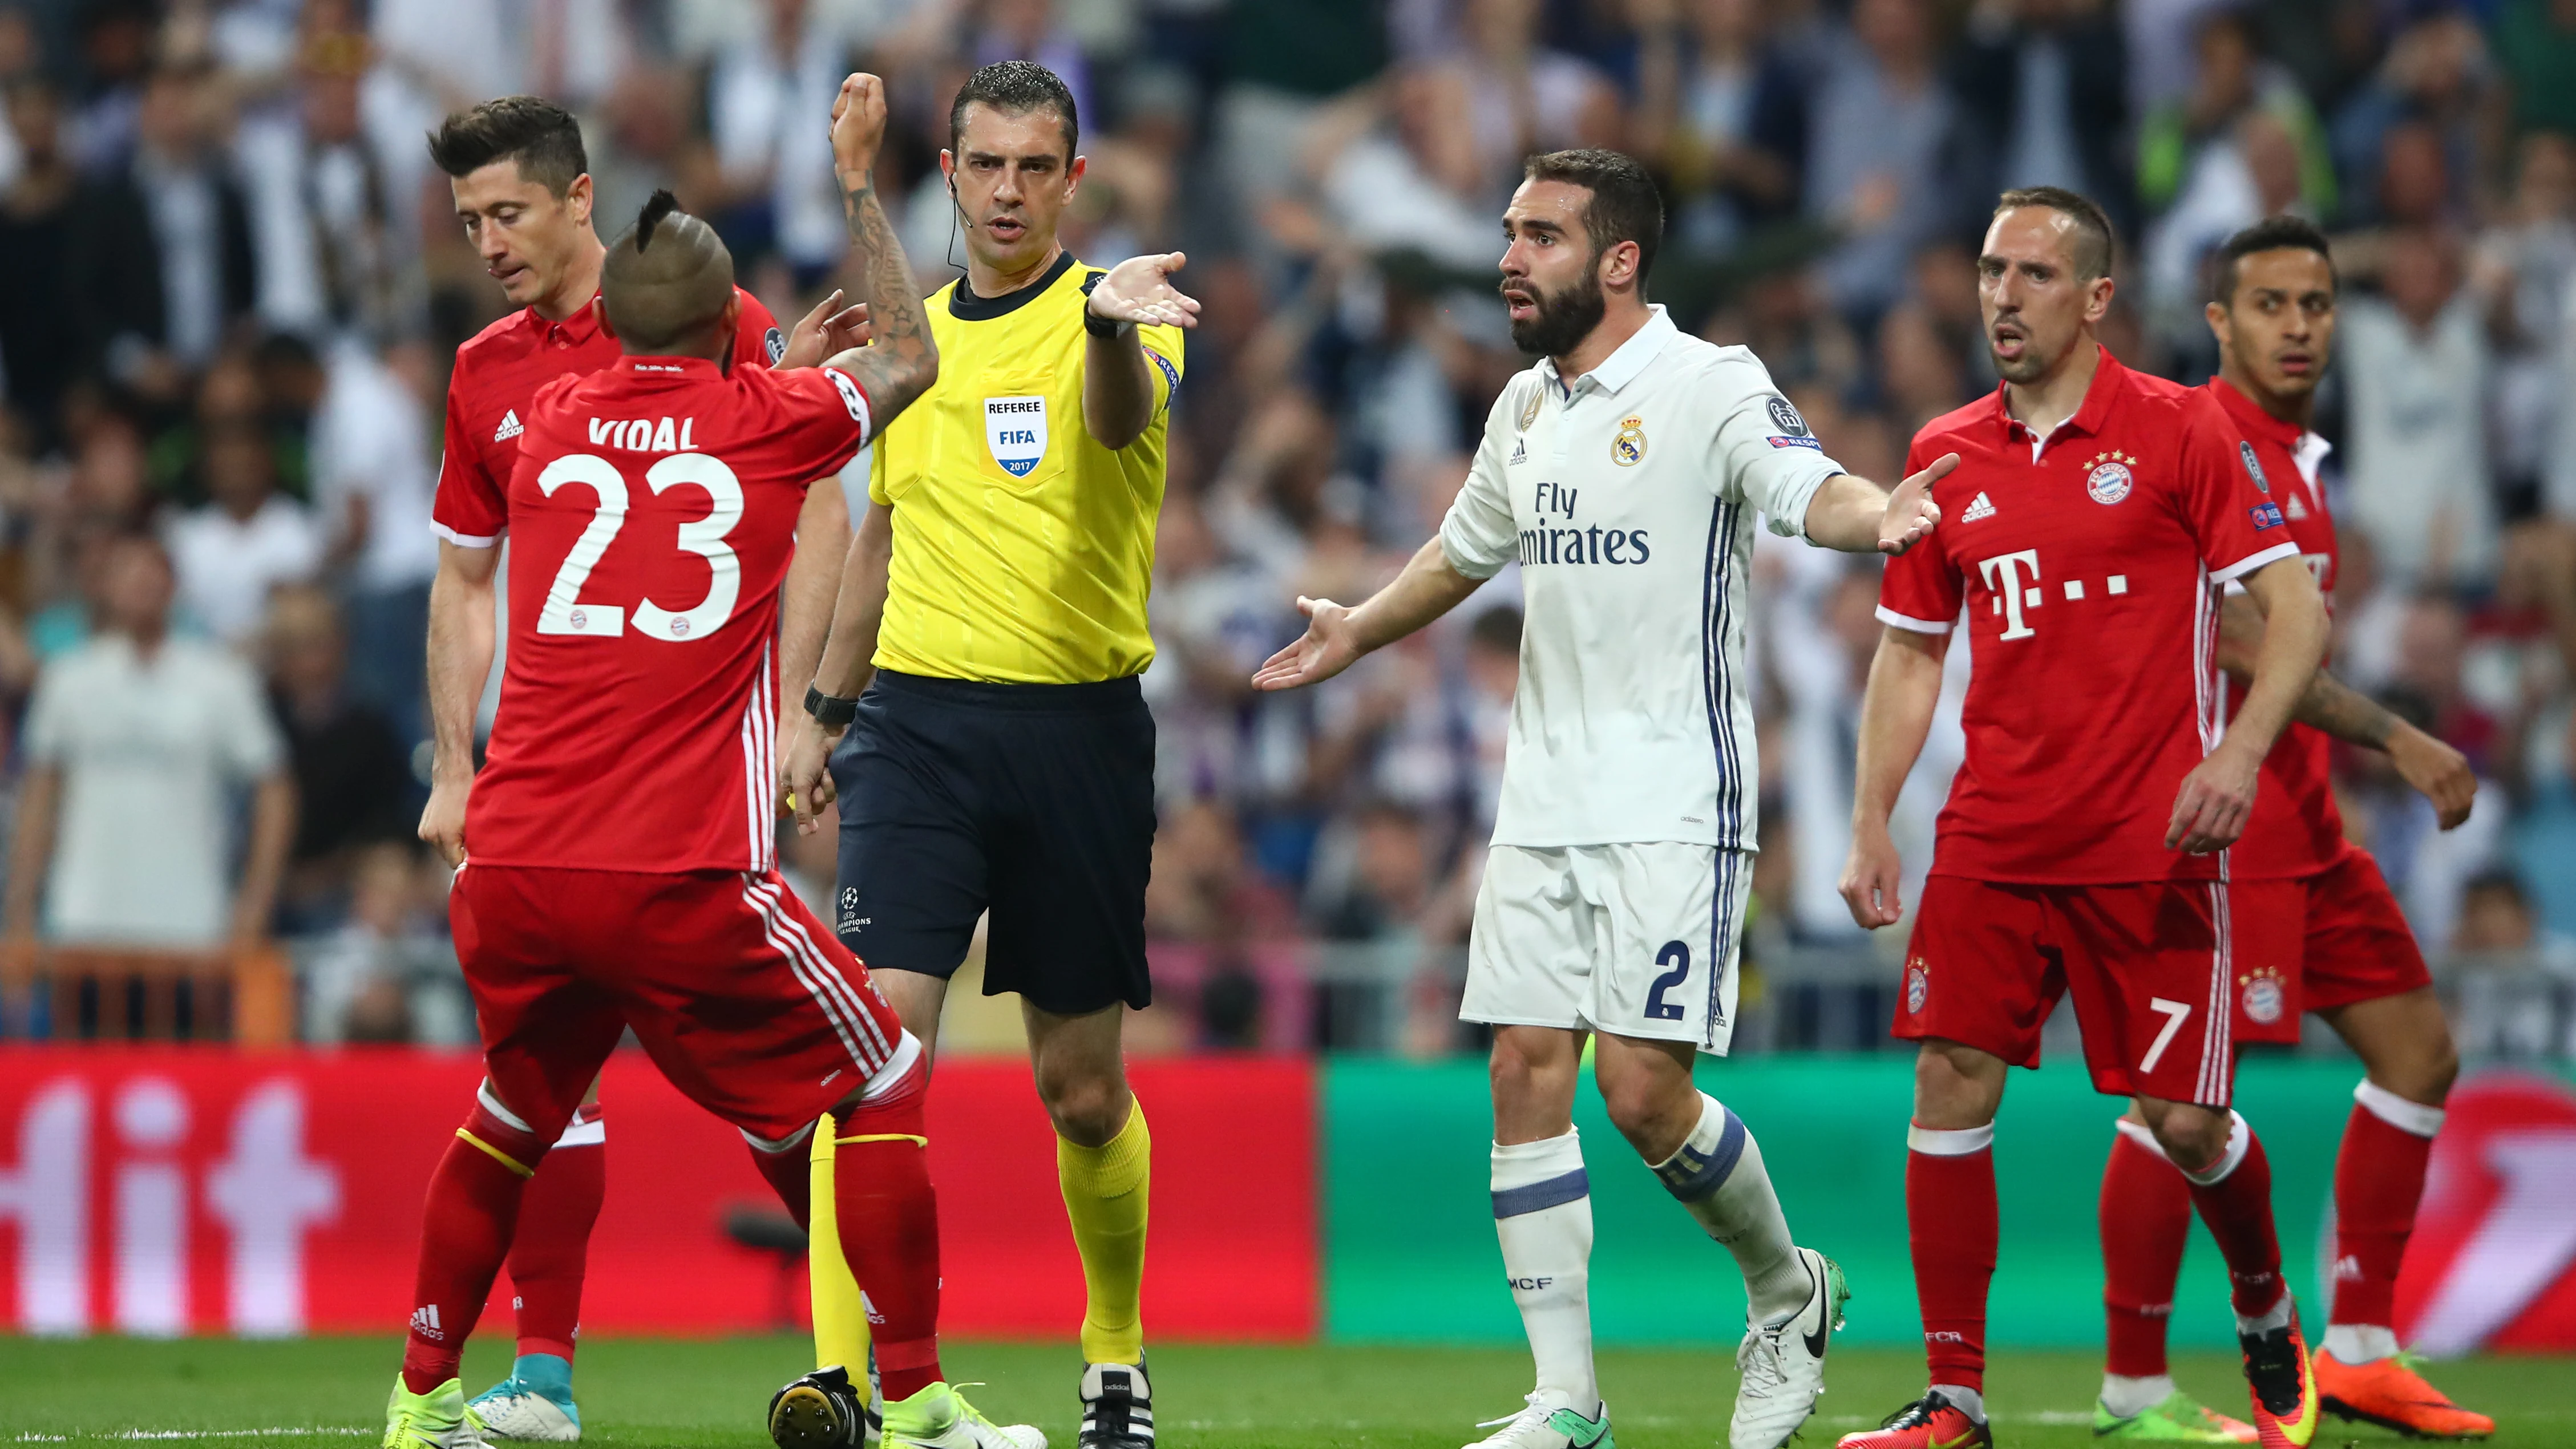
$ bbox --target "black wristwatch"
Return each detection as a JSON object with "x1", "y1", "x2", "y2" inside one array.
[
  {"x1": 803, "y1": 683, "x2": 860, "y2": 728},
  {"x1": 1083, "y1": 305, "x2": 1133, "y2": 339}
]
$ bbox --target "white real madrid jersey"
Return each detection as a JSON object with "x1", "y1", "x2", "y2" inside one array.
[{"x1": 1438, "y1": 305, "x2": 1844, "y2": 850}]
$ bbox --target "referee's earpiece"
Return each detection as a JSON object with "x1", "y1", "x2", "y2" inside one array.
[{"x1": 948, "y1": 173, "x2": 973, "y2": 229}]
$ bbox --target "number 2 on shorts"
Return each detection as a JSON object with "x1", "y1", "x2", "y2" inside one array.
[
  {"x1": 2139, "y1": 995, "x2": 2193, "y2": 1073},
  {"x1": 1645, "y1": 940, "x2": 1690, "y2": 1021}
]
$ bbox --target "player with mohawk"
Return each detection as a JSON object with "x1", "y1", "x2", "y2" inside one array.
[{"x1": 385, "y1": 76, "x2": 1039, "y2": 1449}]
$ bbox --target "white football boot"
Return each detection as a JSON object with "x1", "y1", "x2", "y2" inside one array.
[
  {"x1": 1463, "y1": 1389, "x2": 1614, "y2": 1449},
  {"x1": 1730, "y1": 1247, "x2": 1850, "y2": 1449}
]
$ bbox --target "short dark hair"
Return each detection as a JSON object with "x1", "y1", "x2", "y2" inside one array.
[
  {"x1": 1993, "y1": 185, "x2": 2117, "y2": 280},
  {"x1": 427, "y1": 96, "x2": 589, "y2": 198},
  {"x1": 949, "y1": 60, "x2": 1079, "y2": 163},
  {"x1": 2211, "y1": 214, "x2": 2337, "y2": 306},
  {"x1": 1523, "y1": 148, "x2": 1664, "y2": 288}
]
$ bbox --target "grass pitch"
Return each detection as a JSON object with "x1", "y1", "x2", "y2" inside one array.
[{"x1": 2, "y1": 1336, "x2": 2569, "y2": 1448}]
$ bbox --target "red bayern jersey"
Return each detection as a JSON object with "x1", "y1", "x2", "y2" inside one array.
[
  {"x1": 432, "y1": 288, "x2": 784, "y2": 547},
  {"x1": 2206, "y1": 377, "x2": 2347, "y2": 879},
  {"x1": 463, "y1": 354, "x2": 875, "y2": 873},
  {"x1": 1879, "y1": 347, "x2": 2300, "y2": 884}
]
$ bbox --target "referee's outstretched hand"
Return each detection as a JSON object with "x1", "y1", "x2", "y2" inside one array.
[
  {"x1": 1878, "y1": 452, "x2": 1955, "y2": 556},
  {"x1": 1251, "y1": 596, "x2": 1361, "y2": 692},
  {"x1": 1086, "y1": 252, "x2": 1202, "y2": 329}
]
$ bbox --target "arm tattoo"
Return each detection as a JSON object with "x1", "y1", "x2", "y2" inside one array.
[
  {"x1": 2218, "y1": 590, "x2": 2396, "y2": 750},
  {"x1": 2293, "y1": 667, "x2": 2398, "y2": 750},
  {"x1": 826, "y1": 179, "x2": 937, "y2": 423}
]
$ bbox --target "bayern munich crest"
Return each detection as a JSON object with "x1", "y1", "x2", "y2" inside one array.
[
  {"x1": 2241, "y1": 966, "x2": 2287, "y2": 1025},
  {"x1": 2085, "y1": 450, "x2": 2137, "y2": 505},
  {"x1": 1905, "y1": 960, "x2": 1928, "y2": 1014}
]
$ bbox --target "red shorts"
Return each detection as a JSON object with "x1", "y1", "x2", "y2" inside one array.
[
  {"x1": 451, "y1": 864, "x2": 903, "y2": 1144},
  {"x1": 1894, "y1": 876, "x2": 2244, "y2": 1106},
  {"x1": 2230, "y1": 845, "x2": 2433, "y2": 1046}
]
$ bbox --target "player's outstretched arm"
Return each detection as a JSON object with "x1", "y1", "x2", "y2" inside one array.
[
  {"x1": 1840, "y1": 624, "x2": 1947, "y2": 928},
  {"x1": 781, "y1": 500, "x2": 896, "y2": 835},
  {"x1": 2168, "y1": 555, "x2": 2329, "y2": 853},
  {"x1": 1083, "y1": 252, "x2": 1198, "y2": 450},
  {"x1": 2211, "y1": 590, "x2": 2475, "y2": 828},
  {"x1": 1251, "y1": 535, "x2": 1483, "y2": 692},
  {"x1": 822, "y1": 74, "x2": 937, "y2": 426},
  {"x1": 1799, "y1": 453, "x2": 1955, "y2": 554},
  {"x1": 419, "y1": 540, "x2": 501, "y2": 867}
]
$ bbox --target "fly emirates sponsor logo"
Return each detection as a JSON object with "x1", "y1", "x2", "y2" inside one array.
[{"x1": 1518, "y1": 480, "x2": 1652, "y2": 568}]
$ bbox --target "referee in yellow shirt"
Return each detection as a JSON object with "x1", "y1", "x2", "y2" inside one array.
[{"x1": 780, "y1": 60, "x2": 1190, "y2": 1449}]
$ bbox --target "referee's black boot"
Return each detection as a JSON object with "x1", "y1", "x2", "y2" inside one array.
[{"x1": 1077, "y1": 1357, "x2": 1153, "y2": 1449}]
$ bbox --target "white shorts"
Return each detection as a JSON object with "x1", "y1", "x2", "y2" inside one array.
[{"x1": 1461, "y1": 842, "x2": 1751, "y2": 1054}]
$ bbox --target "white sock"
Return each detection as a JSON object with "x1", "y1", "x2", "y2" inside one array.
[
  {"x1": 2323, "y1": 1323, "x2": 2400, "y2": 1364},
  {"x1": 1493, "y1": 1130, "x2": 1598, "y2": 1405},
  {"x1": 2100, "y1": 1373, "x2": 2175, "y2": 1419},
  {"x1": 2236, "y1": 1289, "x2": 2294, "y2": 1337},
  {"x1": 1930, "y1": 1383, "x2": 1985, "y2": 1423},
  {"x1": 1651, "y1": 1093, "x2": 1807, "y2": 1322}
]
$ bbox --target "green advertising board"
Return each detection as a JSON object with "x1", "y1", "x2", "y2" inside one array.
[{"x1": 1326, "y1": 1054, "x2": 2360, "y2": 1349}]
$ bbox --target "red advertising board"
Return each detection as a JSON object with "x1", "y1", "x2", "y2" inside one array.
[
  {"x1": 0, "y1": 1047, "x2": 1316, "y2": 1341},
  {"x1": 2391, "y1": 1070, "x2": 2576, "y2": 1354}
]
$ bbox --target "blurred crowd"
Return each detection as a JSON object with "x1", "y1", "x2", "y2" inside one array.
[{"x1": 0, "y1": 0, "x2": 2569, "y2": 1054}]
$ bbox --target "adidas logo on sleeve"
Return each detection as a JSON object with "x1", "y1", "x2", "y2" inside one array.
[
  {"x1": 494, "y1": 410, "x2": 523, "y2": 442},
  {"x1": 1960, "y1": 491, "x2": 1995, "y2": 522}
]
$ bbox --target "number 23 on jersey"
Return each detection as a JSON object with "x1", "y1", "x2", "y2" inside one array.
[{"x1": 535, "y1": 451, "x2": 745, "y2": 642}]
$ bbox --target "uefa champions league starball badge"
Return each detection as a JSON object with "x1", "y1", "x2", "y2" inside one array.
[{"x1": 2085, "y1": 450, "x2": 2137, "y2": 504}]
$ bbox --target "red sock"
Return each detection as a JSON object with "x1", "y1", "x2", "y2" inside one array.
[
  {"x1": 2100, "y1": 1124, "x2": 2191, "y2": 1377},
  {"x1": 2331, "y1": 1091, "x2": 2440, "y2": 1329},
  {"x1": 2181, "y1": 1117, "x2": 2286, "y2": 1318},
  {"x1": 508, "y1": 1104, "x2": 605, "y2": 1363},
  {"x1": 834, "y1": 1062, "x2": 943, "y2": 1400},
  {"x1": 1908, "y1": 1126, "x2": 1998, "y2": 1393},
  {"x1": 403, "y1": 1103, "x2": 549, "y2": 1394}
]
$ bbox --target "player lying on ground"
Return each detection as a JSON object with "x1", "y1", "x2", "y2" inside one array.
[
  {"x1": 1256, "y1": 147, "x2": 1946, "y2": 1449},
  {"x1": 415, "y1": 91, "x2": 867, "y2": 1444},
  {"x1": 1835, "y1": 188, "x2": 2331, "y2": 1449},
  {"x1": 387, "y1": 76, "x2": 1040, "y2": 1449},
  {"x1": 2089, "y1": 215, "x2": 2492, "y2": 1446},
  {"x1": 777, "y1": 59, "x2": 1192, "y2": 1449}
]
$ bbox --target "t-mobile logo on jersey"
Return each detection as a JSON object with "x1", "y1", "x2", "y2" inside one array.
[
  {"x1": 1977, "y1": 549, "x2": 2043, "y2": 640},
  {"x1": 1519, "y1": 480, "x2": 1651, "y2": 567}
]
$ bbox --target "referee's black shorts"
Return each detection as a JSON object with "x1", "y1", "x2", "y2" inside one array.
[{"x1": 827, "y1": 669, "x2": 1155, "y2": 1015}]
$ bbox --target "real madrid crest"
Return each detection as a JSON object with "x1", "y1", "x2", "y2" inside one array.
[
  {"x1": 1519, "y1": 388, "x2": 1542, "y2": 432},
  {"x1": 1612, "y1": 415, "x2": 1647, "y2": 467},
  {"x1": 2238, "y1": 965, "x2": 2287, "y2": 1025},
  {"x1": 2085, "y1": 450, "x2": 2137, "y2": 505}
]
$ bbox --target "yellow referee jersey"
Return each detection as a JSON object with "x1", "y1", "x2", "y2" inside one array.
[{"x1": 869, "y1": 251, "x2": 1183, "y2": 684}]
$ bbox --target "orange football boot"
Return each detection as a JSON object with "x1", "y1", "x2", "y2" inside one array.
[
  {"x1": 1837, "y1": 1393, "x2": 1992, "y2": 1449},
  {"x1": 2315, "y1": 1349, "x2": 2494, "y2": 1440},
  {"x1": 2237, "y1": 1309, "x2": 2320, "y2": 1448}
]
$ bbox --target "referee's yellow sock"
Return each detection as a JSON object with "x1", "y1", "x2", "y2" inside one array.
[
  {"x1": 808, "y1": 1114, "x2": 872, "y2": 1374},
  {"x1": 1058, "y1": 1098, "x2": 1150, "y2": 1365}
]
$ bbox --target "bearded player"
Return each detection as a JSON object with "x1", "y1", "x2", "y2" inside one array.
[
  {"x1": 417, "y1": 95, "x2": 863, "y2": 1441},
  {"x1": 1834, "y1": 188, "x2": 2331, "y2": 1449},
  {"x1": 2088, "y1": 216, "x2": 2492, "y2": 1444},
  {"x1": 386, "y1": 79, "x2": 1044, "y2": 1449},
  {"x1": 1258, "y1": 148, "x2": 1945, "y2": 1449}
]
